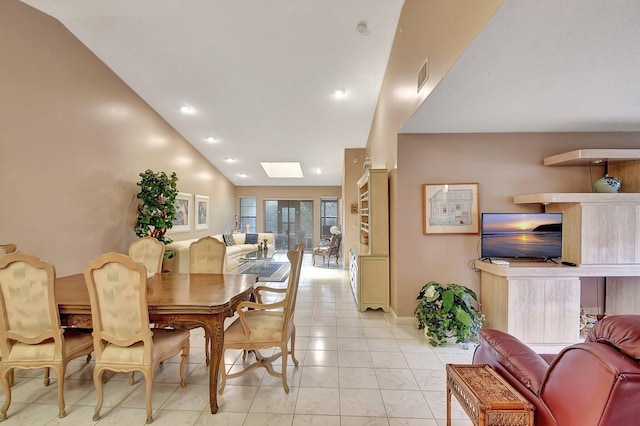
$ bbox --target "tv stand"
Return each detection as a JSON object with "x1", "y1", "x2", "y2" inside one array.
[
  {"x1": 475, "y1": 260, "x2": 640, "y2": 345},
  {"x1": 544, "y1": 258, "x2": 558, "y2": 264}
]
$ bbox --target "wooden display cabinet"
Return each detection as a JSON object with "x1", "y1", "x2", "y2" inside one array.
[{"x1": 349, "y1": 169, "x2": 389, "y2": 312}]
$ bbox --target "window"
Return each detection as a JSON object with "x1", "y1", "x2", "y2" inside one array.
[
  {"x1": 320, "y1": 198, "x2": 339, "y2": 240},
  {"x1": 239, "y1": 197, "x2": 256, "y2": 233}
]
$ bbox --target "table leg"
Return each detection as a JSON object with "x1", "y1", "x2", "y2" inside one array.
[
  {"x1": 205, "y1": 315, "x2": 225, "y2": 414},
  {"x1": 446, "y1": 383, "x2": 452, "y2": 426}
]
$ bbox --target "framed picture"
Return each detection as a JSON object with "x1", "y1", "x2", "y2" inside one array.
[
  {"x1": 169, "y1": 192, "x2": 192, "y2": 232},
  {"x1": 195, "y1": 194, "x2": 209, "y2": 230},
  {"x1": 423, "y1": 183, "x2": 479, "y2": 234}
]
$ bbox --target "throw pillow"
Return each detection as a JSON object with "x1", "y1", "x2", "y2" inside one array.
[
  {"x1": 223, "y1": 234, "x2": 236, "y2": 246},
  {"x1": 245, "y1": 233, "x2": 259, "y2": 244}
]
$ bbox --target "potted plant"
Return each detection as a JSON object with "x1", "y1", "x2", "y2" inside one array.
[
  {"x1": 414, "y1": 281, "x2": 484, "y2": 347},
  {"x1": 134, "y1": 169, "x2": 179, "y2": 257}
]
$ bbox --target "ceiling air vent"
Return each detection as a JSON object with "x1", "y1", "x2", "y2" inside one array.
[{"x1": 417, "y1": 57, "x2": 429, "y2": 93}]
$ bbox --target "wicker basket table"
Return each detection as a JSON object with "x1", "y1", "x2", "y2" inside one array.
[{"x1": 446, "y1": 364, "x2": 534, "y2": 426}]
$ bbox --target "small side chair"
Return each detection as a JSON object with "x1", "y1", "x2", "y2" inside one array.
[
  {"x1": 312, "y1": 233, "x2": 341, "y2": 267},
  {"x1": 0, "y1": 253, "x2": 93, "y2": 421}
]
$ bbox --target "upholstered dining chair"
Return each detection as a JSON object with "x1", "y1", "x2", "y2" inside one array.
[
  {"x1": 128, "y1": 236, "x2": 165, "y2": 275},
  {"x1": 0, "y1": 253, "x2": 94, "y2": 421},
  {"x1": 0, "y1": 244, "x2": 16, "y2": 257},
  {"x1": 84, "y1": 253, "x2": 190, "y2": 424},
  {"x1": 218, "y1": 244, "x2": 304, "y2": 394},
  {"x1": 312, "y1": 233, "x2": 341, "y2": 266},
  {"x1": 190, "y1": 236, "x2": 226, "y2": 273},
  {"x1": 0, "y1": 245, "x2": 18, "y2": 386}
]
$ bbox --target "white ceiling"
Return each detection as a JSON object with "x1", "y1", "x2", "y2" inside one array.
[
  {"x1": 20, "y1": 0, "x2": 640, "y2": 187},
  {"x1": 20, "y1": 0, "x2": 404, "y2": 186},
  {"x1": 403, "y1": 0, "x2": 640, "y2": 133}
]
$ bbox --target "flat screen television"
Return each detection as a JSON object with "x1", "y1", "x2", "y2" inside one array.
[{"x1": 481, "y1": 213, "x2": 563, "y2": 260}]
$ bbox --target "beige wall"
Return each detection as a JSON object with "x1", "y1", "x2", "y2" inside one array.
[
  {"x1": 0, "y1": 1, "x2": 236, "y2": 276},
  {"x1": 235, "y1": 186, "x2": 341, "y2": 251},
  {"x1": 394, "y1": 132, "x2": 640, "y2": 317}
]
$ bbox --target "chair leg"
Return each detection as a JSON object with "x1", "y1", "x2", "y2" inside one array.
[
  {"x1": 54, "y1": 365, "x2": 66, "y2": 418},
  {"x1": 290, "y1": 327, "x2": 299, "y2": 367},
  {"x1": 129, "y1": 372, "x2": 135, "y2": 386},
  {"x1": 144, "y1": 371, "x2": 153, "y2": 424},
  {"x1": 179, "y1": 343, "x2": 189, "y2": 388},
  {"x1": 44, "y1": 367, "x2": 50, "y2": 386},
  {"x1": 92, "y1": 368, "x2": 104, "y2": 421},
  {"x1": 0, "y1": 368, "x2": 12, "y2": 421},
  {"x1": 280, "y1": 344, "x2": 289, "y2": 393}
]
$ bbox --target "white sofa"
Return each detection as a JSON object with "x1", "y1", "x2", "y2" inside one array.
[{"x1": 165, "y1": 233, "x2": 275, "y2": 274}]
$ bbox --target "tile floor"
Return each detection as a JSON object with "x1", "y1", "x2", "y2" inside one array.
[{"x1": 1, "y1": 254, "x2": 480, "y2": 425}]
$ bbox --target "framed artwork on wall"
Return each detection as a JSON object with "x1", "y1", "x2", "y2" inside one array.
[
  {"x1": 169, "y1": 192, "x2": 192, "y2": 232},
  {"x1": 195, "y1": 194, "x2": 209, "y2": 230},
  {"x1": 423, "y1": 183, "x2": 479, "y2": 234}
]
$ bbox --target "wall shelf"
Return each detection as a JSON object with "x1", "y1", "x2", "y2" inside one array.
[
  {"x1": 514, "y1": 193, "x2": 640, "y2": 205},
  {"x1": 543, "y1": 149, "x2": 640, "y2": 166}
]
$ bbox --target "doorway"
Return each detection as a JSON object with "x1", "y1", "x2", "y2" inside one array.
[{"x1": 264, "y1": 200, "x2": 313, "y2": 251}]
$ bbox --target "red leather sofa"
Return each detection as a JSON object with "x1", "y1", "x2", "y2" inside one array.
[{"x1": 472, "y1": 315, "x2": 640, "y2": 426}]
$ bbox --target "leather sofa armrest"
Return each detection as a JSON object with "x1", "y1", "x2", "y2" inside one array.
[
  {"x1": 541, "y1": 342, "x2": 640, "y2": 426},
  {"x1": 476, "y1": 329, "x2": 549, "y2": 395}
]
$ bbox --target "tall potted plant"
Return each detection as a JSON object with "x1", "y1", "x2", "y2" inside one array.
[
  {"x1": 414, "y1": 281, "x2": 484, "y2": 347},
  {"x1": 134, "y1": 169, "x2": 179, "y2": 250}
]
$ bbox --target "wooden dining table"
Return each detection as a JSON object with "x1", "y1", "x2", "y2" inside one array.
[{"x1": 55, "y1": 272, "x2": 258, "y2": 414}]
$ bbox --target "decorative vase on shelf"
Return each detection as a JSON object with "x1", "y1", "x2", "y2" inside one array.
[{"x1": 593, "y1": 174, "x2": 621, "y2": 193}]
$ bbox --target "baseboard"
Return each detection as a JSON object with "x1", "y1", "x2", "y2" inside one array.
[{"x1": 387, "y1": 307, "x2": 415, "y2": 325}]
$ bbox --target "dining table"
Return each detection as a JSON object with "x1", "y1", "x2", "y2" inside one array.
[{"x1": 55, "y1": 272, "x2": 258, "y2": 414}]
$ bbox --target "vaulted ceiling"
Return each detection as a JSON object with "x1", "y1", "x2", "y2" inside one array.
[{"x1": 20, "y1": 0, "x2": 640, "y2": 186}]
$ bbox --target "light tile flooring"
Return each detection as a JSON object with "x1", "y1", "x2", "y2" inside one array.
[{"x1": 0, "y1": 254, "x2": 477, "y2": 425}]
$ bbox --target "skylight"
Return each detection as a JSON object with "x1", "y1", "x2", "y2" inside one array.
[{"x1": 260, "y1": 162, "x2": 304, "y2": 178}]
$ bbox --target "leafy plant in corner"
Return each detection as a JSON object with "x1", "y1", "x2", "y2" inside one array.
[
  {"x1": 134, "y1": 169, "x2": 179, "y2": 256},
  {"x1": 414, "y1": 281, "x2": 484, "y2": 347}
]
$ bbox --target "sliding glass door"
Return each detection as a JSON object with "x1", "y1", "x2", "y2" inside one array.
[{"x1": 264, "y1": 200, "x2": 313, "y2": 251}]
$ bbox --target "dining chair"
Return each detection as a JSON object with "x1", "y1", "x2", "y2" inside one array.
[
  {"x1": 189, "y1": 236, "x2": 226, "y2": 273},
  {"x1": 0, "y1": 244, "x2": 16, "y2": 257},
  {"x1": 312, "y1": 232, "x2": 341, "y2": 266},
  {"x1": 128, "y1": 236, "x2": 165, "y2": 275},
  {"x1": 218, "y1": 244, "x2": 304, "y2": 394},
  {"x1": 84, "y1": 253, "x2": 190, "y2": 424},
  {"x1": 189, "y1": 236, "x2": 226, "y2": 365},
  {"x1": 0, "y1": 253, "x2": 94, "y2": 421}
]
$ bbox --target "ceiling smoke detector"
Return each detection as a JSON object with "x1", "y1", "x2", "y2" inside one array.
[{"x1": 357, "y1": 22, "x2": 367, "y2": 34}]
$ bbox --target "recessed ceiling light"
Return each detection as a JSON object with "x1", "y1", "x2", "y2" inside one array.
[
  {"x1": 206, "y1": 136, "x2": 218, "y2": 143},
  {"x1": 333, "y1": 88, "x2": 346, "y2": 98},
  {"x1": 313, "y1": 168, "x2": 323, "y2": 174},
  {"x1": 180, "y1": 105, "x2": 195, "y2": 114},
  {"x1": 238, "y1": 173, "x2": 248, "y2": 178},
  {"x1": 225, "y1": 158, "x2": 236, "y2": 163},
  {"x1": 260, "y1": 162, "x2": 304, "y2": 178}
]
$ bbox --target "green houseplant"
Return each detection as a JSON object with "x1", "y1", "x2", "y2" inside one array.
[
  {"x1": 134, "y1": 169, "x2": 179, "y2": 250},
  {"x1": 414, "y1": 281, "x2": 484, "y2": 347}
]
